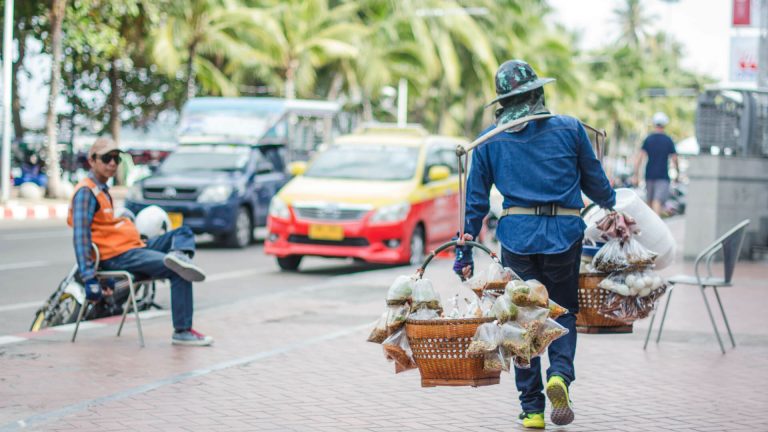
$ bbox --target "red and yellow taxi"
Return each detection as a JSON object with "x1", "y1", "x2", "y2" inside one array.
[{"x1": 264, "y1": 124, "x2": 467, "y2": 271}]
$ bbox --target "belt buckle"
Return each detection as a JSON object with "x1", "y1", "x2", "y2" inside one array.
[{"x1": 537, "y1": 204, "x2": 556, "y2": 216}]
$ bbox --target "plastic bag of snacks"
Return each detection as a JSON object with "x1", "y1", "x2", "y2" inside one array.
[
  {"x1": 463, "y1": 297, "x2": 483, "y2": 318},
  {"x1": 367, "y1": 310, "x2": 390, "y2": 343},
  {"x1": 480, "y1": 292, "x2": 496, "y2": 317},
  {"x1": 599, "y1": 270, "x2": 665, "y2": 297},
  {"x1": 516, "y1": 306, "x2": 549, "y2": 329},
  {"x1": 499, "y1": 322, "x2": 534, "y2": 369},
  {"x1": 483, "y1": 347, "x2": 510, "y2": 372},
  {"x1": 598, "y1": 286, "x2": 667, "y2": 324},
  {"x1": 382, "y1": 328, "x2": 417, "y2": 373},
  {"x1": 409, "y1": 307, "x2": 441, "y2": 320},
  {"x1": 623, "y1": 237, "x2": 658, "y2": 269},
  {"x1": 386, "y1": 275, "x2": 414, "y2": 305},
  {"x1": 411, "y1": 278, "x2": 442, "y2": 312},
  {"x1": 531, "y1": 319, "x2": 569, "y2": 356},
  {"x1": 491, "y1": 294, "x2": 519, "y2": 323},
  {"x1": 467, "y1": 321, "x2": 502, "y2": 354},
  {"x1": 506, "y1": 279, "x2": 548, "y2": 308},
  {"x1": 485, "y1": 263, "x2": 517, "y2": 290},
  {"x1": 447, "y1": 294, "x2": 461, "y2": 319},
  {"x1": 386, "y1": 303, "x2": 411, "y2": 334},
  {"x1": 547, "y1": 299, "x2": 568, "y2": 319},
  {"x1": 591, "y1": 238, "x2": 629, "y2": 273},
  {"x1": 464, "y1": 271, "x2": 488, "y2": 297}
]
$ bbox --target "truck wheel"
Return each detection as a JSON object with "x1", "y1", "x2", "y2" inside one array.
[
  {"x1": 277, "y1": 255, "x2": 303, "y2": 271},
  {"x1": 408, "y1": 225, "x2": 425, "y2": 266},
  {"x1": 222, "y1": 207, "x2": 253, "y2": 248}
]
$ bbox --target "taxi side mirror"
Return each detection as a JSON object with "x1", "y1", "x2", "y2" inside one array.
[
  {"x1": 427, "y1": 165, "x2": 451, "y2": 182},
  {"x1": 288, "y1": 161, "x2": 307, "y2": 177}
]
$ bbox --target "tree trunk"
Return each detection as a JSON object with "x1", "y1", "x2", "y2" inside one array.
[
  {"x1": 284, "y1": 59, "x2": 299, "y2": 99},
  {"x1": 326, "y1": 72, "x2": 344, "y2": 101},
  {"x1": 11, "y1": 29, "x2": 26, "y2": 140},
  {"x1": 44, "y1": 0, "x2": 66, "y2": 198},
  {"x1": 108, "y1": 59, "x2": 121, "y2": 146},
  {"x1": 185, "y1": 42, "x2": 197, "y2": 101}
]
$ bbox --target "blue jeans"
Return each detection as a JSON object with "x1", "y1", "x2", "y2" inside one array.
[
  {"x1": 501, "y1": 239, "x2": 582, "y2": 414},
  {"x1": 101, "y1": 226, "x2": 196, "y2": 331}
]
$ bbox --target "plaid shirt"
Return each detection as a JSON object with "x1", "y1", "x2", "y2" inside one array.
[{"x1": 72, "y1": 173, "x2": 111, "y2": 282}]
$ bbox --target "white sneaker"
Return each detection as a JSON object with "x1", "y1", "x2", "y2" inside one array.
[
  {"x1": 172, "y1": 329, "x2": 213, "y2": 346},
  {"x1": 163, "y1": 251, "x2": 206, "y2": 282}
]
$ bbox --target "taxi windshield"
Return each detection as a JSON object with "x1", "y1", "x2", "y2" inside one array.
[
  {"x1": 161, "y1": 146, "x2": 250, "y2": 173},
  {"x1": 305, "y1": 145, "x2": 419, "y2": 181}
]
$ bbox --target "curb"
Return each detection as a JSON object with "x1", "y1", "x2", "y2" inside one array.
[{"x1": 0, "y1": 204, "x2": 69, "y2": 220}]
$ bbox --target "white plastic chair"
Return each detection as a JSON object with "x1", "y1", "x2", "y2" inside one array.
[{"x1": 644, "y1": 219, "x2": 750, "y2": 353}]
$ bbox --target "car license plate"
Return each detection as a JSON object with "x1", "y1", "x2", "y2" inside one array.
[
  {"x1": 167, "y1": 212, "x2": 183, "y2": 229},
  {"x1": 308, "y1": 224, "x2": 344, "y2": 241}
]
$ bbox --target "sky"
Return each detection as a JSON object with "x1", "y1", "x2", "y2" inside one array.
[{"x1": 547, "y1": 0, "x2": 733, "y2": 83}]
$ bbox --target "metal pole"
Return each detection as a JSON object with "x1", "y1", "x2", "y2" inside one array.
[
  {"x1": 397, "y1": 78, "x2": 407, "y2": 127},
  {"x1": 759, "y1": 0, "x2": 768, "y2": 88},
  {"x1": 1, "y1": 0, "x2": 13, "y2": 204}
]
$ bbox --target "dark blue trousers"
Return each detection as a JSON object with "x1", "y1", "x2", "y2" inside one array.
[
  {"x1": 101, "y1": 226, "x2": 196, "y2": 331},
  {"x1": 501, "y1": 239, "x2": 581, "y2": 414}
]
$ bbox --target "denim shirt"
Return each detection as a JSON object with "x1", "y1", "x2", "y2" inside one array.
[
  {"x1": 72, "y1": 173, "x2": 111, "y2": 281},
  {"x1": 464, "y1": 115, "x2": 616, "y2": 255}
]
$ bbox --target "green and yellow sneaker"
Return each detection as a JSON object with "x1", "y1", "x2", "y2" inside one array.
[
  {"x1": 517, "y1": 412, "x2": 545, "y2": 429},
  {"x1": 546, "y1": 375, "x2": 574, "y2": 425}
]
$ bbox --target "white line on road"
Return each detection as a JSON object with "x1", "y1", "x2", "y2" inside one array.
[
  {"x1": 0, "y1": 230, "x2": 70, "y2": 241},
  {"x1": 0, "y1": 301, "x2": 41, "y2": 312},
  {"x1": 205, "y1": 268, "x2": 268, "y2": 282},
  {"x1": 0, "y1": 261, "x2": 50, "y2": 272}
]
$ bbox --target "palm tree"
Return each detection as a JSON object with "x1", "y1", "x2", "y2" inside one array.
[
  {"x1": 613, "y1": 0, "x2": 654, "y2": 47},
  {"x1": 44, "y1": 0, "x2": 67, "y2": 198}
]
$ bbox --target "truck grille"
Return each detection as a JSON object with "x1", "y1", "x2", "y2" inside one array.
[
  {"x1": 143, "y1": 186, "x2": 199, "y2": 201},
  {"x1": 293, "y1": 204, "x2": 370, "y2": 221}
]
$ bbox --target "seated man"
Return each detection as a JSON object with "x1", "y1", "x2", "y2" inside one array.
[{"x1": 68, "y1": 137, "x2": 213, "y2": 346}]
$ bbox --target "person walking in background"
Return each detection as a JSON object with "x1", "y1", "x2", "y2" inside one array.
[
  {"x1": 452, "y1": 59, "x2": 617, "y2": 429},
  {"x1": 633, "y1": 112, "x2": 679, "y2": 215}
]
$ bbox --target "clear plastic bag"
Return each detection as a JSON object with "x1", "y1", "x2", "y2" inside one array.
[
  {"x1": 480, "y1": 292, "x2": 497, "y2": 317},
  {"x1": 505, "y1": 279, "x2": 548, "y2": 308},
  {"x1": 409, "y1": 307, "x2": 441, "y2": 320},
  {"x1": 599, "y1": 270, "x2": 665, "y2": 297},
  {"x1": 499, "y1": 321, "x2": 534, "y2": 360},
  {"x1": 467, "y1": 321, "x2": 502, "y2": 354},
  {"x1": 624, "y1": 237, "x2": 658, "y2": 269},
  {"x1": 592, "y1": 238, "x2": 629, "y2": 273},
  {"x1": 386, "y1": 275, "x2": 414, "y2": 305},
  {"x1": 382, "y1": 328, "x2": 417, "y2": 373},
  {"x1": 547, "y1": 299, "x2": 569, "y2": 319},
  {"x1": 531, "y1": 318, "x2": 569, "y2": 356},
  {"x1": 599, "y1": 286, "x2": 667, "y2": 324},
  {"x1": 464, "y1": 270, "x2": 488, "y2": 297},
  {"x1": 411, "y1": 278, "x2": 442, "y2": 312},
  {"x1": 463, "y1": 297, "x2": 483, "y2": 318},
  {"x1": 367, "y1": 310, "x2": 389, "y2": 343},
  {"x1": 485, "y1": 262, "x2": 515, "y2": 290},
  {"x1": 386, "y1": 303, "x2": 410, "y2": 334},
  {"x1": 483, "y1": 347, "x2": 510, "y2": 372},
  {"x1": 515, "y1": 306, "x2": 549, "y2": 337},
  {"x1": 447, "y1": 294, "x2": 461, "y2": 319},
  {"x1": 491, "y1": 294, "x2": 519, "y2": 323}
]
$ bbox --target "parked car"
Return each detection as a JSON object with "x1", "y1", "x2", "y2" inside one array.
[
  {"x1": 125, "y1": 143, "x2": 288, "y2": 247},
  {"x1": 264, "y1": 124, "x2": 467, "y2": 271}
]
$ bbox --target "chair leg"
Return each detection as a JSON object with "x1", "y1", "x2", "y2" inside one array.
[
  {"x1": 643, "y1": 305, "x2": 658, "y2": 350},
  {"x1": 129, "y1": 283, "x2": 145, "y2": 347},
  {"x1": 117, "y1": 292, "x2": 131, "y2": 337},
  {"x1": 712, "y1": 287, "x2": 736, "y2": 348},
  {"x1": 655, "y1": 285, "x2": 674, "y2": 344},
  {"x1": 71, "y1": 302, "x2": 90, "y2": 343},
  {"x1": 700, "y1": 286, "x2": 725, "y2": 354}
]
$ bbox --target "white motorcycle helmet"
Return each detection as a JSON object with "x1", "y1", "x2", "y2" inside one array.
[
  {"x1": 652, "y1": 111, "x2": 669, "y2": 127},
  {"x1": 135, "y1": 205, "x2": 172, "y2": 239},
  {"x1": 114, "y1": 207, "x2": 136, "y2": 222}
]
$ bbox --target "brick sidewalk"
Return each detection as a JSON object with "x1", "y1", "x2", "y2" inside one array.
[{"x1": 2, "y1": 218, "x2": 768, "y2": 431}]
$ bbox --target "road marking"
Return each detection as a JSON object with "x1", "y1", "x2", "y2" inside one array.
[
  {"x1": 0, "y1": 230, "x2": 70, "y2": 240},
  {"x1": 0, "y1": 321, "x2": 371, "y2": 432},
  {"x1": 205, "y1": 268, "x2": 268, "y2": 282},
  {"x1": 0, "y1": 336, "x2": 26, "y2": 346},
  {"x1": 0, "y1": 301, "x2": 41, "y2": 312},
  {"x1": 0, "y1": 261, "x2": 50, "y2": 272}
]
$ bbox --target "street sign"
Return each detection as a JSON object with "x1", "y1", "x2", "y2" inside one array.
[
  {"x1": 733, "y1": 0, "x2": 761, "y2": 27},
  {"x1": 730, "y1": 35, "x2": 759, "y2": 82}
]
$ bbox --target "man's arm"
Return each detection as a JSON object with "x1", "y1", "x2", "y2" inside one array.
[
  {"x1": 72, "y1": 187, "x2": 98, "y2": 281},
  {"x1": 463, "y1": 144, "x2": 493, "y2": 238},
  {"x1": 576, "y1": 124, "x2": 616, "y2": 208},
  {"x1": 633, "y1": 150, "x2": 646, "y2": 185}
]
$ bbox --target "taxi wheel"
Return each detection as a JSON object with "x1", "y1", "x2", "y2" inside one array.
[
  {"x1": 277, "y1": 255, "x2": 303, "y2": 271},
  {"x1": 408, "y1": 225, "x2": 425, "y2": 266}
]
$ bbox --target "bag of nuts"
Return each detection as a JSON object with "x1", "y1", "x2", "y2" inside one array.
[{"x1": 382, "y1": 328, "x2": 417, "y2": 373}]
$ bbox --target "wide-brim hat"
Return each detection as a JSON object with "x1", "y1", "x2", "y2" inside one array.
[{"x1": 485, "y1": 59, "x2": 555, "y2": 108}]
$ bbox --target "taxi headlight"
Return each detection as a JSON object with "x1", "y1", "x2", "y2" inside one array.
[
  {"x1": 268, "y1": 196, "x2": 291, "y2": 220},
  {"x1": 197, "y1": 185, "x2": 233, "y2": 203},
  {"x1": 370, "y1": 202, "x2": 410, "y2": 223}
]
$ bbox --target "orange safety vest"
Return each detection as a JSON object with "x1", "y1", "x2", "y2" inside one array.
[{"x1": 67, "y1": 177, "x2": 145, "y2": 261}]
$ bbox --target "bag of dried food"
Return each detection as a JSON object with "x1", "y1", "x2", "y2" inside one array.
[
  {"x1": 386, "y1": 275, "x2": 415, "y2": 305},
  {"x1": 484, "y1": 347, "x2": 510, "y2": 372},
  {"x1": 624, "y1": 237, "x2": 658, "y2": 269},
  {"x1": 506, "y1": 279, "x2": 549, "y2": 308},
  {"x1": 485, "y1": 262, "x2": 516, "y2": 290},
  {"x1": 467, "y1": 321, "x2": 502, "y2": 354},
  {"x1": 382, "y1": 328, "x2": 417, "y2": 373},
  {"x1": 464, "y1": 270, "x2": 488, "y2": 298},
  {"x1": 463, "y1": 297, "x2": 484, "y2": 318},
  {"x1": 547, "y1": 299, "x2": 569, "y2": 319},
  {"x1": 367, "y1": 310, "x2": 390, "y2": 344},
  {"x1": 500, "y1": 322, "x2": 534, "y2": 369},
  {"x1": 491, "y1": 294, "x2": 519, "y2": 323},
  {"x1": 411, "y1": 278, "x2": 442, "y2": 312},
  {"x1": 515, "y1": 306, "x2": 549, "y2": 337},
  {"x1": 480, "y1": 291, "x2": 497, "y2": 317},
  {"x1": 531, "y1": 318, "x2": 569, "y2": 357},
  {"x1": 592, "y1": 238, "x2": 629, "y2": 273},
  {"x1": 386, "y1": 303, "x2": 411, "y2": 334},
  {"x1": 409, "y1": 307, "x2": 441, "y2": 320}
]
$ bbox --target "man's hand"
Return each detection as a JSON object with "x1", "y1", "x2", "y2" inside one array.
[
  {"x1": 453, "y1": 233, "x2": 474, "y2": 281},
  {"x1": 84, "y1": 279, "x2": 103, "y2": 303}
]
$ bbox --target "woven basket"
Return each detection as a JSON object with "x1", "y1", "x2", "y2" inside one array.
[
  {"x1": 405, "y1": 317, "x2": 500, "y2": 387},
  {"x1": 407, "y1": 240, "x2": 502, "y2": 387},
  {"x1": 576, "y1": 273, "x2": 633, "y2": 333}
]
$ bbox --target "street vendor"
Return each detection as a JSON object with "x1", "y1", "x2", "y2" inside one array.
[{"x1": 453, "y1": 59, "x2": 616, "y2": 429}]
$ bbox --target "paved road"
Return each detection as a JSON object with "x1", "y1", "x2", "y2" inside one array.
[{"x1": 0, "y1": 219, "x2": 400, "y2": 336}]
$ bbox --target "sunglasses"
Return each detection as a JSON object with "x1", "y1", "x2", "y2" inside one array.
[{"x1": 97, "y1": 153, "x2": 122, "y2": 164}]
